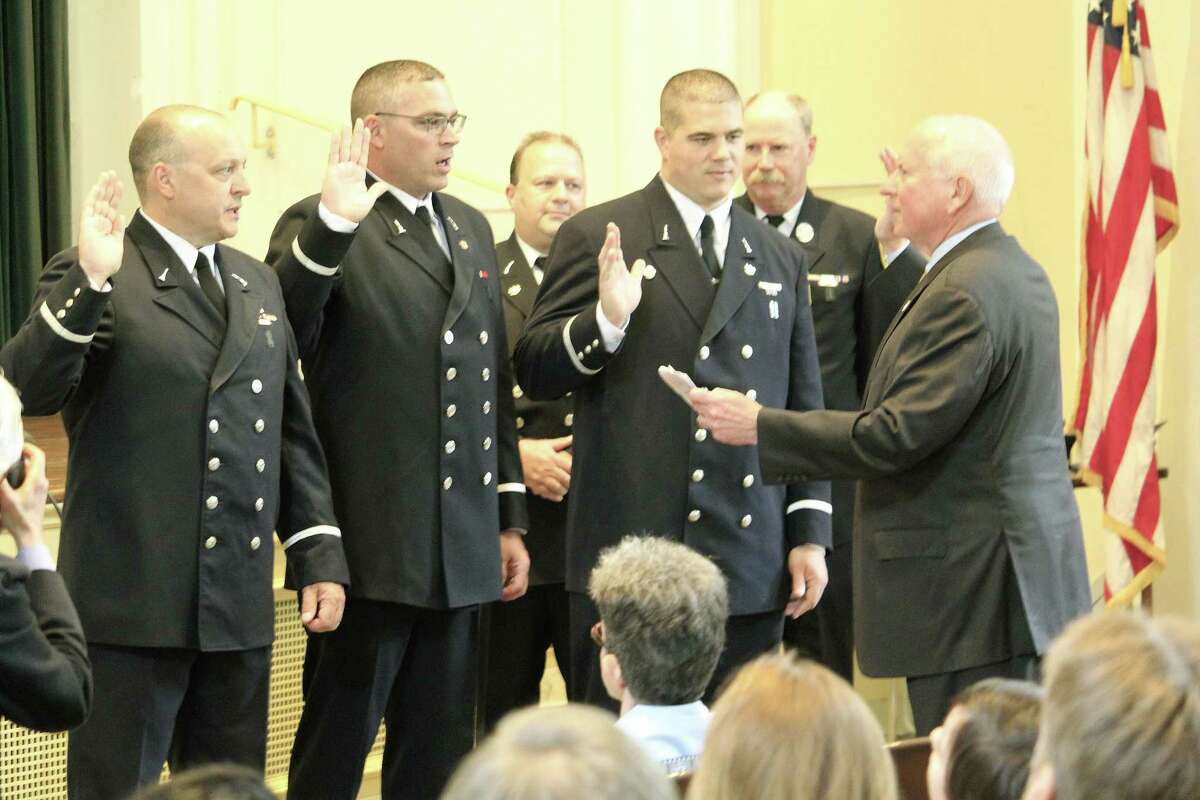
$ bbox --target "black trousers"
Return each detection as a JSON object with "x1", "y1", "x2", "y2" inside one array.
[
  {"x1": 480, "y1": 582, "x2": 572, "y2": 731},
  {"x1": 567, "y1": 592, "x2": 784, "y2": 709},
  {"x1": 67, "y1": 643, "x2": 270, "y2": 800},
  {"x1": 782, "y1": 537, "x2": 854, "y2": 681},
  {"x1": 906, "y1": 653, "x2": 1040, "y2": 735},
  {"x1": 287, "y1": 598, "x2": 478, "y2": 800}
]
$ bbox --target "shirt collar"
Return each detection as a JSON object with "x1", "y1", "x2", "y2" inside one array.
[
  {"x1": 925, "y1": 218, "x2": 997, "y2": 273},
  {"x1": 754, "y1": 192, "x2": 805, "y2": 231},
  {"x1": 514, "y1": 234, "x2": 546, "y2": 270},
  {"x1": 139, "y1": 209, "x2": 215, "y2": 273},
  {"x1": 368, "y1": 170, "x2": 436, "y2": 219},
  {"x1": 661, "y1": 176, "x2": 732, "y2": 243}
]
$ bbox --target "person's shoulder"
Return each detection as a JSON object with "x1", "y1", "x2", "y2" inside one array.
[
  {"x1": 0, "y1": 555, "x2": 29, "y2": 588},
  {"x1": 435, "y1": 192, "x2": 488, "y2": 226}
]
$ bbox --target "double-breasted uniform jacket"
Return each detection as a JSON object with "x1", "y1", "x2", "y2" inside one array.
[
  {"x1": 0, "y1": 213, "x2": 349, "y2": 651},
  {"x1": 266, "y1": 189, "x2": 528, "y2": 610},
  {"x1": 735, "y1": 190, "x2": 924, "y2": 547},
  {"x1": 757, "y1": 223, "x2": 1091, "y2": 677},
  {"x1": 0, "y1": 556, "x2": 91, "y2": 731},
  {"x1": 497, "y1": 234, "x2": 571, "y2": 586},
  {"x1": 514, "y1": 176, "x2": 831, "y2": 616}
]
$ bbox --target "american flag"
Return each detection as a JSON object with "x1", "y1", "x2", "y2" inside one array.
[{"x1": 1073, "y1": 0, "x2": 1178, "y2": 606}]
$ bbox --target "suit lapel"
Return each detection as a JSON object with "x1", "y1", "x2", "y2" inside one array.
[
  {"x1": 129, "y1": 214, "x2": 224, "y2": 349},
  {"x1": 374, "y1": 192, "x2": 454, "y2": 295},
  {"x1": 700, "y1": 210, "x2": 758, "y2": 345},
  {"x1": 792, "y1": 190, "x2": 827, "y2": 270},
  {"x1": 499, "y1": 236, "x2": 538, "y2": 318},
  {"x1": 644, "y1": 178, "x2": 714, "y2": 332},
  {"x1": 436, "y1": 195, "x2": 477, "y2": 332},
  {"x1": 208, "y1": 248, "x2": 263, "y2": 391}
]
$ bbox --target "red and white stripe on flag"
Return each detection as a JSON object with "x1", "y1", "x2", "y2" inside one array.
[{"x1": 1073, "y1": 0, "x2": 1178, "y2": 607}]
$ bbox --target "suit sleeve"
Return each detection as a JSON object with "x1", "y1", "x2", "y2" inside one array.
[
  {"x1": 0, "y1": 252, "x2": 112, "y2": 415},
  {"x1": 513, "y1": 219, "x2": 617, "y2": 401},
  {"x1": 760, "y1": 285, "x2": 993, "y2": 483},
  {"x1": 0, "y1": 562, "x2": 92, "y2": 731},
  {"x1": 264, "y1": 198, "x2": 356, "y2": 359},
  {"x1": 782, "y1": 245, "x2": 833, "y2": 550}
]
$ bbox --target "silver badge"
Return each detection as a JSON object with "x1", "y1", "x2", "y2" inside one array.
[
  {"x1": 795, "y1": 222, "x2": 815, "y2": 243},
  {"x1": 393, "y1": 219, "x2": 406, "y2": 235},
  {"x1": 662, "y1": 224, "x2": 670, "y2": 241},
  {"x1": 743, "y1": 263, "x2": 757, "y2": 276},
  {"x1": 741, "y1": 237, "x2": 753, "y2": 254},
  {"x1": 502, "y1": 259, "x2": 514, "y2": 276},
  {"x1": 769, "y1": 299, "x2": 780, "y2": 319},
  {"x1": 459, "y1": 240, "x2": 469, "y2": 250},
  {"x1": 507, "y1": 284, "x2": 522, "y2": 296}
]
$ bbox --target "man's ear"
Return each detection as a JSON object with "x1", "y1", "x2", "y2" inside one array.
[
  {"x1": 600, "y1": 650, "x2": 625, "y2": 691},
  {"x1": 654, "y1": 126, "x2": 670, "y2": 161},
  {"x1": 949, "y1": 175, "x2": 974, "y2": 215},
  {"x1": 505, "y1": 184, "x2": 517, "y2": 208},
  {"x1": 150, "y1": 163, "x2": 175, "y2": 200}
]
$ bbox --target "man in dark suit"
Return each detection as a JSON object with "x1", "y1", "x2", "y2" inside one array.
[
  {"x1": 0, "y1": 381, "x2": 91, "y2": 733},
  {"x1": 736, "y1": 91, "x2": 925, "y2": 681},
  {"x1": 266, "y1": 60, "x2": 530, "y2": 798},
  {"x1": 515, "y1": 69, "x2": 831, "y2": 709},
  {"x1": 485, "y1": 132, "x2": 586, "y2": 722},
  {"x1": 694, "y1": 114, "x2": 1090, "y2": 735},
  {"x1": 0, "y1": 107, "x2": 349, "y2": 799}
]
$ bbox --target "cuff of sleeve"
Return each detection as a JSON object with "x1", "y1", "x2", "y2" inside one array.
[
  {"x1": 785, "y1": 504, "x2": 834, "y2": 550},
  {"x1": 293, "y1": 208, "x2": 358, "y2": 277},
  {"x1": 38, "y1": 263, "x2": 110, "y2": 344},
  {"x1": 282, "y1": 527, "x2": 351, "y2": 590},
  {"x1": 561, "y1": 304, "x2": 618, "y2": 376},
  {"x1": 595, "y1": 303, "x2": 628, "y2": 352},
  {"x1": 498, "y1": 487, "x2": 530, "y2": 534},
  {"x1": 16, "y1": 543, "x2": 55, "y2": 572},
  {"x1": 317, "y1": 202, "x2": 360, "y2": 233}
]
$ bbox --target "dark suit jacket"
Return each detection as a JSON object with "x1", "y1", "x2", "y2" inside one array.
[
  {"x1": 736, "y1": 190, "x2": 924, "y2": 545},
  {"x1": 267, "y1": 190, "x2": 528, "y2": 610},
  {"x1": 758, "y1": 223, "x2": 1090, "y2": 677},
  {"x1": 515, "y1": 176, "x2": 830, "y2": 615},
  {"x1": 497, "y1": 234, "x2": 571, "y2": 586},
  {"x1": 0, "y1": 556, "x2": 91, "y2": 731},
  {"x1": 0, "y1": 213, "x2": 349, "y2": 650}
]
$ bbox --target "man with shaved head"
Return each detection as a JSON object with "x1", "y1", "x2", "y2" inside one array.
[
  {"x1": 0, "y1": 105, "x2": 349, "y2": 798},
  {"x1": 515, "y1": 69, "x2": 830, "y2": 708},
  {"x1": 694, "y1": 115, "x2": 1090, "y2": 733},
  {"x1": 737, "y1": 91, "x2": 925, "y2": 681}
]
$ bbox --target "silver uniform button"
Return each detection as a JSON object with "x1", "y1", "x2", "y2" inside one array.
[
  {"x1": 65, "y1": 299, "x2": 74, "y2": 308},
  {"x1": 695, "y1": 428, "x2": 707, "y2": 442},
  {"x1": 255, "y1": 497, "x2": 265, "y2": 512},
  {"x1": 483, "y1": 472, "x2": 493, "y2": 486},
  {"x1": 478, "y1": 331, "x2": 489, "y2": 345},
  {"x1": 516, "y1": 417, "x2": 525, "y2": 429},
  {"x1": 446, "y1": 404, "x2": 457, "y2": 418},
  {"x1": 443, "y1": 476, "x2": 453, "y2": 490},
  {"x1": 483, "y1": 436, "x2": 493, "y2": 450},
  {"x1": 741, "y1": 345, "x2": 753, "y2": 359},
  {"x1": 481, "y1": 368, "x2": 491, "y2": 382},
  {"x1": 256, "y1": 459, "x2": 266, "y2": 473},
  {"x1": 444, "y1": 330, "x2": 454, "y2": 345},
  {"x1": 204, "y1": 536, "x2": 217, "y2": 550},
  {"x1": 699, "y1": 345, "x2": 710, "y2": 360},
  {"x1": 740, "y1": 514, "x2": 752, "y2": 528},
  {"x1": 73, "y1": 287, "x2": 81, "y2": 297},
  {"x1": 445, "y1": 440, "x2": 456, "y2": 454},
  {"x1": 692, "y1": 469, "x2": 704, "y2": 482},
  {"x1": 482, "y1": 401, "x2": 491, "y2": 415},
  {"x1": 208, "y1": 457, "x2": 220, "y2": 472},
  {"x1": 687, "y1": 509, "x2": 701, "y2": 523},
  {"x1": 252, "y1": 378, "x2": 263, "y2": 394},
  {"x1": 446, "y1": 367, "x2": 457, "y2": 381},
  {"x1": 209, "y1": 419, "x2": 220, "y2": 433},
  {"x1": 254, "y1": 419, "x2": 265, "y2": 433},
  {"x1": 743, "y1": 474, "x2": 755, "y2": 488},
  {"x1": 206, "y1": 496, "x2": 219, "y2": 510},
  {"x1": 746, "y1": 389, "x2": 757, "y2": 401},
  {"x1": 250, "y1": 536, "x2": 262, "y2": 551},
  {"x1": 564, "y1": 413, "x2": 574, "y2": 426},
  {"x1": 56, "y1": 309, "x2": 66, "y2": 319},
  {"x1": 513, "y1": 385, "x2": 523, "y2": 399}
]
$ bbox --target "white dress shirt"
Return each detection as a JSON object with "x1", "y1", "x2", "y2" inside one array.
[
  {"x1": 140, "y1": 210, "x2": 222, "y2": 292},
  {"x1": 925, "y1": 218, "x2": 998, "y2": 273}
]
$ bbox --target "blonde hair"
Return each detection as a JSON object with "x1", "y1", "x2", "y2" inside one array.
[{"x1": 690, "y1": 653, "x2": 897, "y2": 800}]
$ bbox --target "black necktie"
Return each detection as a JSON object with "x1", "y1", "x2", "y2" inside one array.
[
  {"x1": 412, "y1": 204, "x2": 454, "y2": 287},
  {"x1": 765, "y1": 214, "x2": 786, "y2": 229},
  {"x1": 195, "y1": 251, "x2": 225, "y2": 319},
  {"x1": 413, "y1": 206, "x2": 445, "y2": 257},
  {"x1": 533, "y1": 256, "x2": 546, "y2": 270},
  {"x1": 699, "y1": 215, "x2": 721, "y2": 280},
  {"x1": 532, "y1": 256, "x2": 546, "y2": 283}
]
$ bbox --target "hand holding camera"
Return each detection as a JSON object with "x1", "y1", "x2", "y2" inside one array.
[{"x1": 0, "y1": 444, "x2": 50, "y2": 550}]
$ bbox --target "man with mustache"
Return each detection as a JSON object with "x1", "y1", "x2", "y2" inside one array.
[{"x1": 737, "y1": 91, "x2": 925, "y2": 681}]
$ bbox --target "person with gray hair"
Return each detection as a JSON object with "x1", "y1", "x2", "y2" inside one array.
[
  {"x1": 1022, "y1": 611, "x2": 1200, "y2": 800},
  {"x1": 441, "y1": 704, "x2": 676, "y2": 800},
  {"x1": 693, "y1": 114, "x2": 1090, "y2": 734},
  {"x1": 588, "y1": 536, "x2": 728, "y2": 773}
]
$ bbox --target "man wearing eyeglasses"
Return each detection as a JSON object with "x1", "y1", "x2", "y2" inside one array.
[{"x1": 266, "y1": 60, "x2": 530, "y2": 799}]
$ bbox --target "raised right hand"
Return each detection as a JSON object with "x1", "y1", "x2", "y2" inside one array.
[
  {"x1": 597, "y1": 223, "x2": 645, "y2": 328},
  {"x1": 320, "y1": 119, "x2": 389, "y2": 223},
  {"x1": 78, "y1": 172, "x2": 126, "y2": 287}
]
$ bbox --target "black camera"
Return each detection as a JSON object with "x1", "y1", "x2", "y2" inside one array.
[{"x1": 5, "y1": 456, "x2": 24, "y2": 489}]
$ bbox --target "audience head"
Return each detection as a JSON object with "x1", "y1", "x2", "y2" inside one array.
[
  {"x1": 742, "y1": 91, "x2": 816, "y2": 215},
  {"x1": 1022, "y1": 611, "x2": 1200, "y2": 800},
  {"x1": 128, "y1": 105, "x2": 250, "y2": 247},
  {"x1": 506, "y1": 132, "x2": 586, "y2": 253},
  {"x1": 927, "y1": 678, "x2": 1042, "y2": 800},
  {"x1": 656, "y1": 69, "x2": 743, "y2": 210},
  {"x1": 690, "y1": 652, "x2": 898, "y2": 800},
  {"x1": 588, "y1": 536, "x2": 728, "y2": 707},
  {"x1": 353, "y1": 60, "x2": 460, "y2": 198},
  {"x1": 881, "y1": 114, "x2": 1013, "y2": 254},
  {"x1": 441, "y1": 704, "x2": 676, "y2": 800},
  {"x1": 127, "y1": 764, "x2": 274, "y2": 800}
]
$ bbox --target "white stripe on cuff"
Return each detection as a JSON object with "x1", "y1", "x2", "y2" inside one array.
[
  {"x1": 563, "y1": 315, "x2": 601, "y2": 376},
  {"x1": 281, "y1": 524, "x2": 342, "y2": 550},
  {"x1": 39, "y1": 302, "x2": 94, "y2": 343},
  {"x1": 786, "y1": 499, "x2": 833, "y2": 515},
  {"x1": 292, "y1": 238, "x2": 339, "y2": 276},
  {"x1": 497, "y1": 483, "x2": 527, "y2": 494}
]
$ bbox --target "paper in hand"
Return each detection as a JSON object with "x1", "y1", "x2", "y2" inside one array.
[{"x1": 658, "y1": 364, "x2": 698, "y2": 409}]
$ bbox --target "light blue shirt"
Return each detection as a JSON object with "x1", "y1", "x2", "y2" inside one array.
[
  {"x1": 925, "y1": 218, "x2": 998, "y2": 273},
  {"x1": 616, "y1": 700, "x2": 711, "y2": 774}
]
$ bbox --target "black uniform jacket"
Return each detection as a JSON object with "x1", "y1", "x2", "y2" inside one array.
[
  {"x1": 0, "y1": 213, "x2": 349, "y2": 651},
  {"x1": 267, "y1": 190, "x2": 528, "y2": 610},
  {"x1": 736, "y1": 190, "x2": 924, "y2": 546},
  {"x1": 515, "y1": 176, "x2": 831, "y2": 616},
  {"x1": 497, "y1": 234, "x2": 571, "y2": 586},
  {"x1": 758, "y1": 223, "x2": 1090, "y2": 677},
  {"x1": 0, "y1": 556, "x2": 91, "y2": 731}
]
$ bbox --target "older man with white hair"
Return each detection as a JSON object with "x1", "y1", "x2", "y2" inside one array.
[{"x1": 692, "y1": 115, "x2": 1090, "y2": 733}]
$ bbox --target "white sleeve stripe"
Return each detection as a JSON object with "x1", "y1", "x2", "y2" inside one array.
[
  {"x1": 563, "y1": 315, "x2": 601, "y2": 376},
  {"x1": 787, "y1": 500, "x2": 833, "y2": 515},
  {"x1": 292, "y1": 237, "x2": 339, "y2": 276},
  {"x1": 497, "y1": 483, "x2": 526, "y2": 494},
  {"x1": 39, "y1": 302, "x2": 94, "y2": 343},
  {"x1": 281, "y1": 524, "x2": 341, "y2": 550}
]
